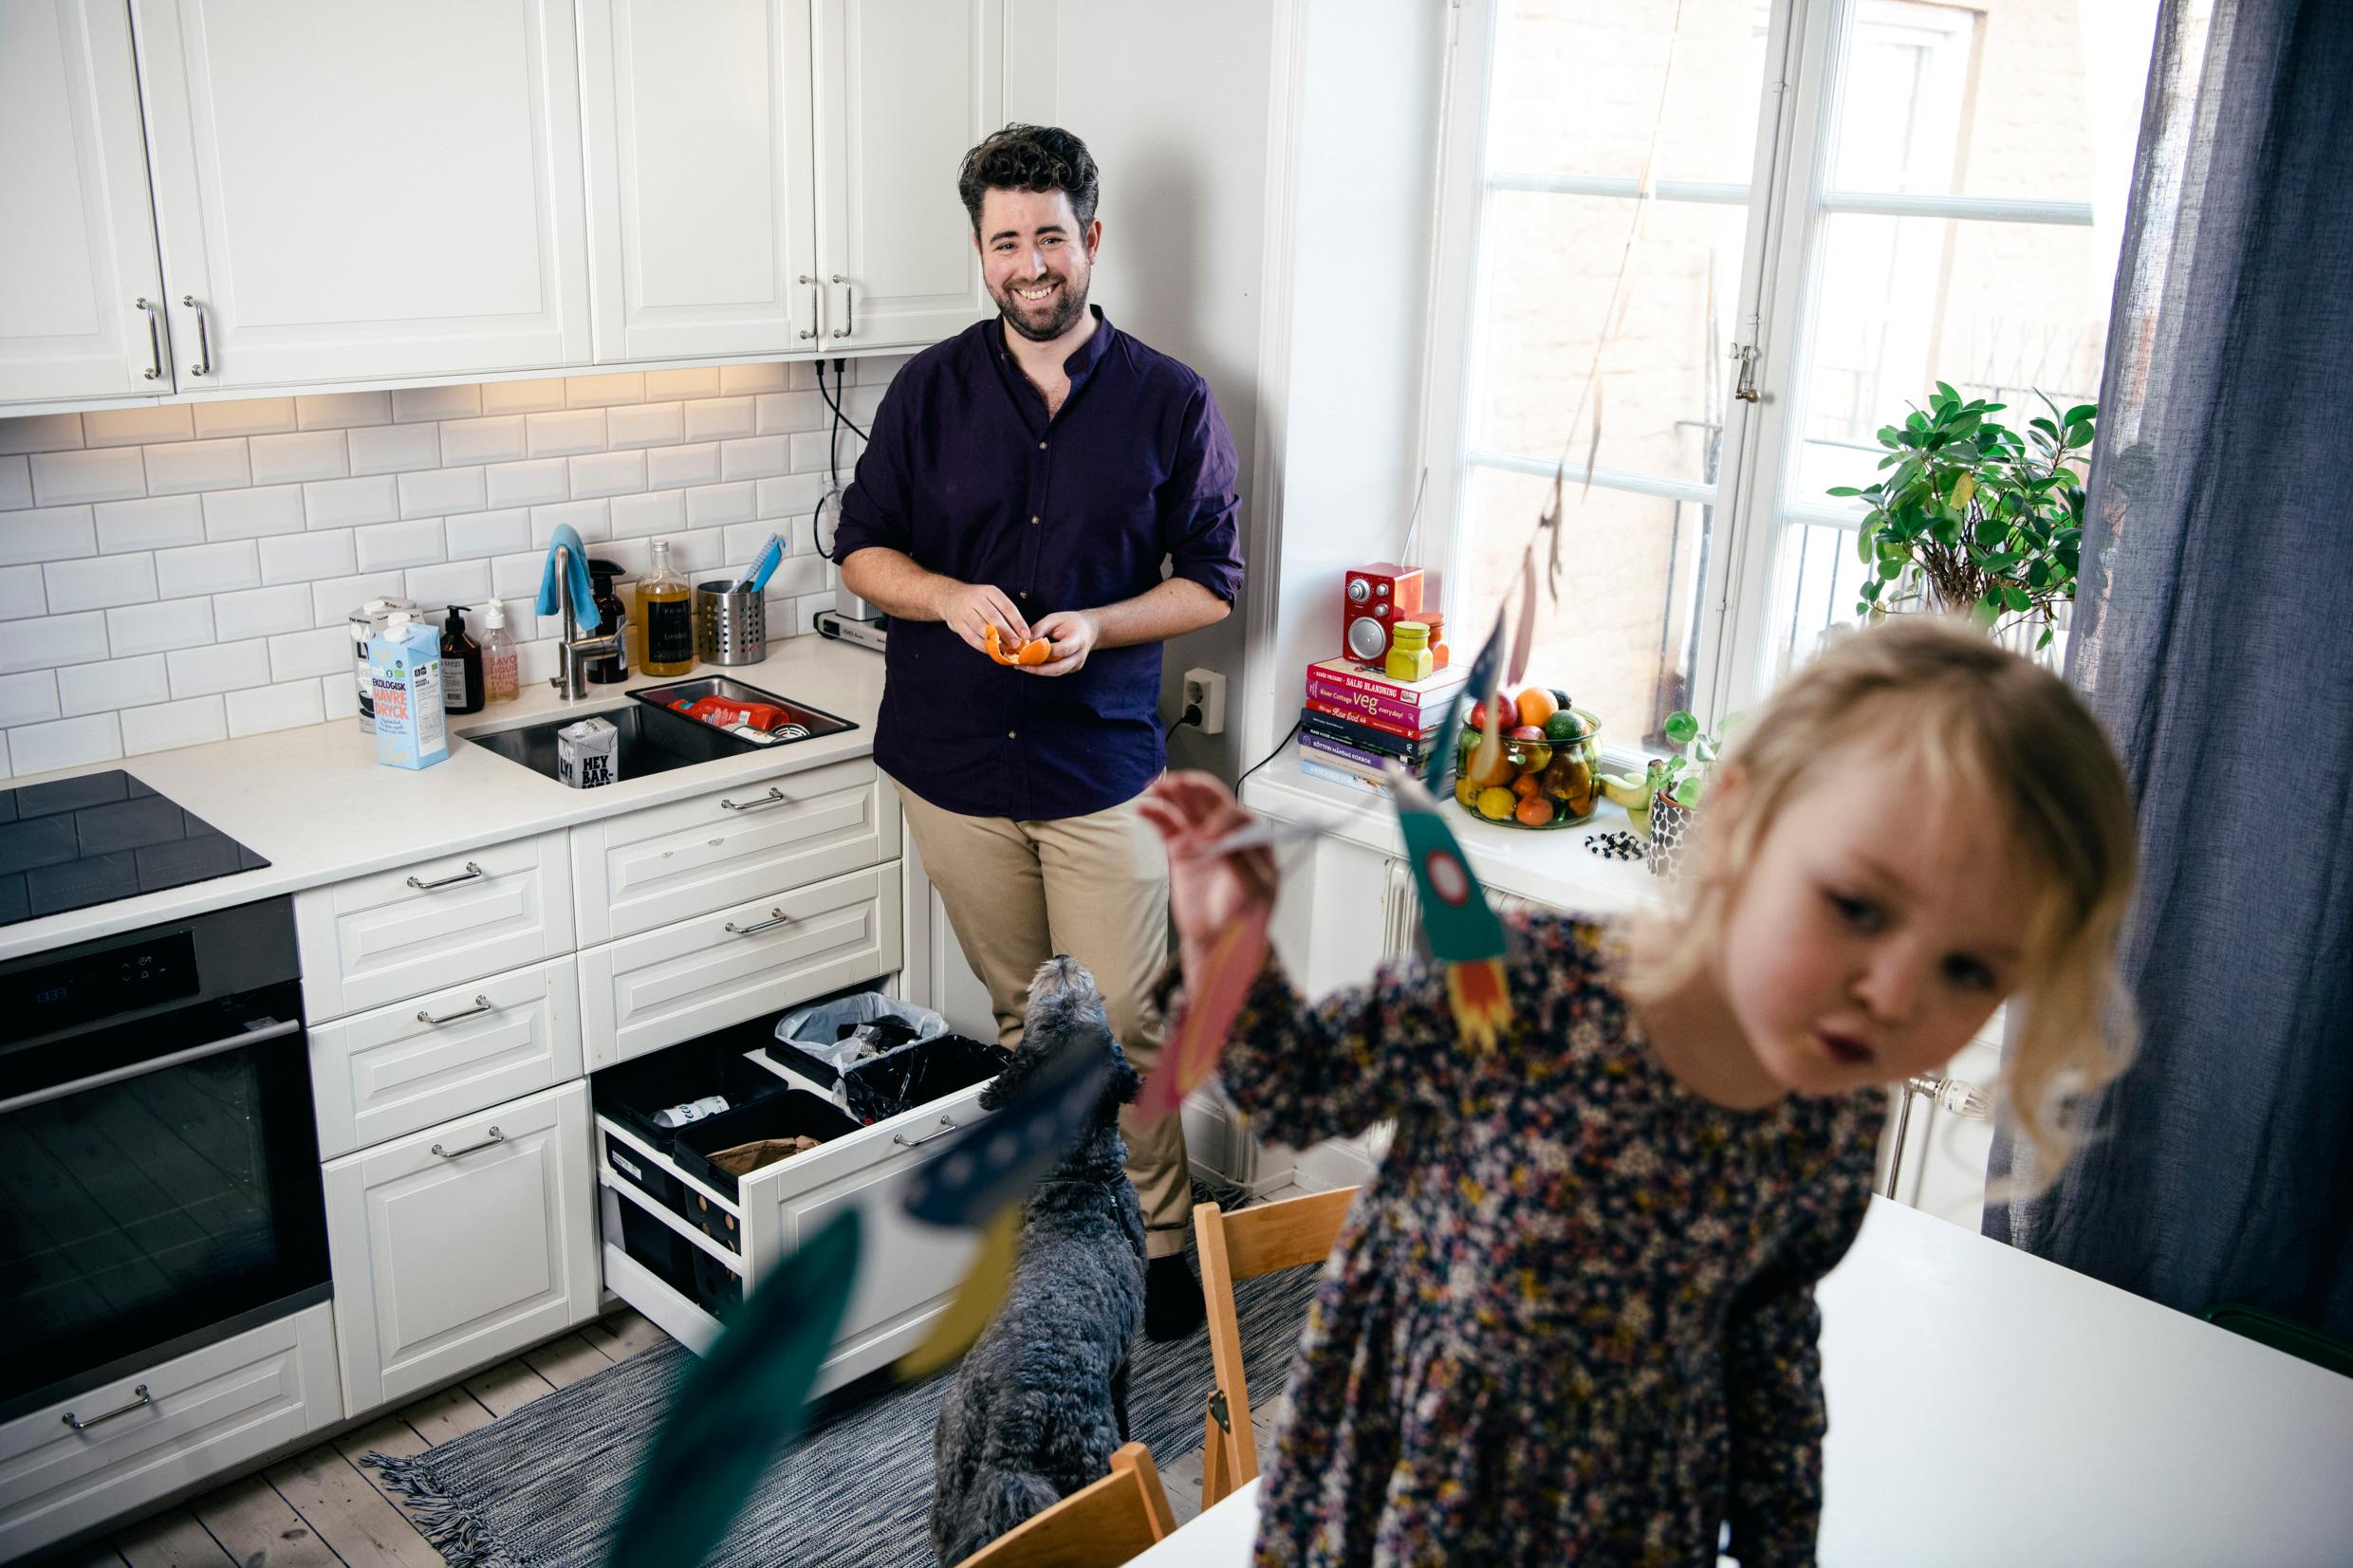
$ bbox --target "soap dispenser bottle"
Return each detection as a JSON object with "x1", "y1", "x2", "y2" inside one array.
[
  {"x1": 440, "y1": 604, "x2": 484, "y2": 714},
  {"x1": 639, "y1": 539, "x2": 695, "y2": 677},
  {"x1": 480, "y1": 597, "x2": 520, "y2": 704}
]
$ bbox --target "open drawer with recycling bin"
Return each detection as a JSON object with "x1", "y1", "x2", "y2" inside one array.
[{"x1": 592, "y1": 986, "x2": 1009, "y2": 1393}]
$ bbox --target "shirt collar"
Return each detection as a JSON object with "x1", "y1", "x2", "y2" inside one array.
[{"x1": 988, "y1": 305, "x2": 1116, "y2": 427}]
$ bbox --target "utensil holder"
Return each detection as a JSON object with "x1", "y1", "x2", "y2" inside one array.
[{"x1": 695, "y1": 581, "x2": 766, "y2": 666}]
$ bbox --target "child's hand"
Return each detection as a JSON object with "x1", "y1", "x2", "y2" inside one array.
[{"x1": 1139, "y1": 771, "x2": 1279, "y2": 968}]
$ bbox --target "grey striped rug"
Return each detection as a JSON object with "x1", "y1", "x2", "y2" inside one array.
[{"x1": 372, "y1": 1265, "x2": 1321, "y2": 1567}]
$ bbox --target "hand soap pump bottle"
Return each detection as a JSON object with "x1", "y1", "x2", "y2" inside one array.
[
  {"x1": 480, "y1": 597, "x2": 520, "y2": 704},
  {"x1": 440, "y1": 604, "x2": 484, "y2": 715},
  {"x1": 639, "y1": 539, "x2": 695, "y2": 677}
]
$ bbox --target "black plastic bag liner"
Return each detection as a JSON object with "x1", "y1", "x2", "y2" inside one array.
[
  {"x1": 767, "y1": 1032, "x2": 1008, "y2": 1125},
  {"x1": 672, "y1": 1089, "x2": 862, "y2": 1201}
]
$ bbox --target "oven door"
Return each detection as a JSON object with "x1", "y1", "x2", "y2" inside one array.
[{"x1": 0, "y1": 979, "x2": 328, "y2": 1422}]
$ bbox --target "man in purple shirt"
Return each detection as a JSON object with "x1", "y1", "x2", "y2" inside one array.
[{"x1": 834, "y1": 125, "x2": 1243, "y2": 1339}]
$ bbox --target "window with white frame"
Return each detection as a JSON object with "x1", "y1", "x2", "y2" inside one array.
[{"x1": 1418, "y1": 0, "x2": 2158, "y2": 749}]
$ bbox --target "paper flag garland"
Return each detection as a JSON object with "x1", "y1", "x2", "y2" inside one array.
[
  {"x1": 1386, "y1": 766, "x2": 1513, "y2": 1052},
  {"x1": 609, "y1": 1209, "x2": 862, "y2": 1568},
  {"x1": 893, "y1": 1205, "x2": 1024, "y2": 1380},
  {"x1": 1421, "y1": 611, "x2": 1506, "y2": 793},
  {"x1": 1134, "y1": 904, "x2": 1270, "y2": 1122},
  {"x1": 899, "y1": 1044, "x2": 1108, "y2": 1230}
]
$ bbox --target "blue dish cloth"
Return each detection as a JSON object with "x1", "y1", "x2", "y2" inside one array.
[{"x1": 537, "y1": 523, "x2": 601, "y2": 632}]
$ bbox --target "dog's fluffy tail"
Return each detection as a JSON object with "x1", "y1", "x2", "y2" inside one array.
[{"x1": 940, "y1": 1466, "x2": 1062, "y2": 1564}]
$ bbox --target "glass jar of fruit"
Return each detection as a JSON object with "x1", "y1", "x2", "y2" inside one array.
[{"x1": 1450, "y1": 686, "x2": 1603, "y2": 829}]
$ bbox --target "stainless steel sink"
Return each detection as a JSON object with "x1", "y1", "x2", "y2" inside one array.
[{"x1": 463, "y1": 702, "x2": 760, "y2": 783}]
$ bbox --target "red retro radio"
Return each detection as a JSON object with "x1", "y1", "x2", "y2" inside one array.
[{"x1": 1341, "y1": 563, "x2": 1425, "y2": 664}]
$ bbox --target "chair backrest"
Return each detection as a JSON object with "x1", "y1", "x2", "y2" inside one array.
[
  {"x1": 953, "y1": 1441, "x2": 1176, "y2": 1568},
  {"x1": 1193, "y1": 1186, "x2": 1360, "y2": 1509}
]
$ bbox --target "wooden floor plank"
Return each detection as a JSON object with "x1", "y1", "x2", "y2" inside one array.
[
  {"x1": 520, "y1": 1330, "x2": 615, "y2": 1390},
  {"x1": 263, "y1": 1446, "x2": 439, "y2": 1568},
  {"x1": 113, "y1": 1505, "x2": 233, "y2": 1568},
  {"x1": 458, "y1": 1358, "x2": 556, "y2": 1420},
  {"x1": 328, "y1": 1417, "x2": 431, "y2": 1525},
  {"x1": 188, "y1": 1475, "x2": 342, "y2": 1568},
  {"x1": 579, "y1": 1307, "x2": 669, "y2": 1362},
  {"x1": 46, "y1": 1542, "x2": 130, "y2": 1567},
  {"x1": 394, "y1": 1384, "x2": 497, "y2": 1448}
]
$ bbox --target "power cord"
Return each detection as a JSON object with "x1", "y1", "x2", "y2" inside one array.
[
  {"x1": 810, "y1": 358, "x2": 870, "y2": 563},
  {"x1": 1233, "y1": 716, "x2": 1304, "y2": 789},
  {"x1": 1165, "y1": 703, "x2": 1204, "y2": 739}
]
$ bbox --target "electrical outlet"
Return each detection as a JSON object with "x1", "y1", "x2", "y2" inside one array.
[{"x1": 1182, "y1": 667, "x2": 1227, "y2": 735}]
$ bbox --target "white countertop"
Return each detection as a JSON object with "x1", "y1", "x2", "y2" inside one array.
[
  {"x1": 1131, "y1": 1197, "x2": 2353, "y2": 1566},
  {"x1": 1240, "y1": 737, "x2": 1665, "y2": 918},
  {"x1": 0, "y1": 636, "x2": 889, "y2": 962}
]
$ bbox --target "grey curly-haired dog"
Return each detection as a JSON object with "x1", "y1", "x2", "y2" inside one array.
[{"x1": 929, "y1": 954, "x2": 1148, "y2": 1565}]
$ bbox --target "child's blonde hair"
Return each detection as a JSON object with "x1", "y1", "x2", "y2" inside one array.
[{"x1": 1626, "y1": 615, "x2": 2138, "y2": 1188}]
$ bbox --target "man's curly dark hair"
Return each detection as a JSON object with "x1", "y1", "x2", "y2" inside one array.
[{"x1": 957, "y1": 123, "x2": 1100, "y2": 236}]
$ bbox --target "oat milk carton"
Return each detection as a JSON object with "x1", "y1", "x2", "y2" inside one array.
[{"x1": 368, "y1": 612, "x2": 449, "y2": 769}]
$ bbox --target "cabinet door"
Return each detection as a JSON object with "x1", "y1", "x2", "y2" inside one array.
[
  {"x1": 0, "y1": 0, "x2": 174, "y2": 403},
  {"x1": 809, "y1": 0, "x2": 1010, "y2": 349},
  {"x1": 131, "y1": 0, "x2": 593, "y2": 388},
  {"x1": 579, "y1": 0, "x2": 822, "y2": 361},
  {"x1": 323, "y1": 1081, "x2": 598, "y2": 1415}
]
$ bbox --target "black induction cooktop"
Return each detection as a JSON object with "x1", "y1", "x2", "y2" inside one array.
[{"x1": 0, "y1": 770, "x2": 269, "y2": 927}]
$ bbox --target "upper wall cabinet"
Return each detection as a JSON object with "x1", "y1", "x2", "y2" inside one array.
[
  {"x1": 130, "y1": 0, "x2": 594, "y2": 389},
  {"x1": 0, "y1": 1, "x2": 175, "y2": 402},
  {"x1": 582, "y1": 0, "x2": 1019, "y2": 361}
]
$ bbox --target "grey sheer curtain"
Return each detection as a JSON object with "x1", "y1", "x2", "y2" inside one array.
[{"x1": 1984, "y1": 0, "x2": 2353, "y2": 1338}]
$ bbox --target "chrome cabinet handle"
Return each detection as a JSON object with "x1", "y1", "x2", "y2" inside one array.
[
  {"x1": 797, "y1": 273, "x2": 820, "y2": 341},
  {"x1": 433, "y1": 1125, "x2": 504, "y2": 1159},
  {"x1": 181, "y1": 295, "x2": 212, "y2": 377},
  {"x1": 830, "y1": 274, "x2": 854, "y2": 339},
  {"x1": 893, "y1": 1116, "x2": 957, "y2": 1150},
  {"x1": 719, "y1": 786, "x2": 787, "y2": 812},
  {"x1": 417, "y1": 994, "x2": 493, "y2": 1026},
  {"x1": 724, "y1": 907, "x2": 788, "y2": 936},
  {"x1": 63, "y1": 1385, "x2": 151, "y2": 1431},
  {"x1": 135, "y1": 298, "x2": 163, "y2": 380},
  {"x1": 406, "y1": 860, "x2": 484, "y2": 891}
]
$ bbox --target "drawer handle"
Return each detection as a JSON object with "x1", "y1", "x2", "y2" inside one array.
[
  {"x1": 719, "y1": 787, "x2": 788, "y2": 812},
  {"x1": 62, "y1": 1384, "x2": 151, "y2": 1432},
  {"x1": 417, "y1": 994, "x2": 494, "y2": 1025},
  {"x1": 407, "y1": 860, "x2": 485, "y2": 891},
  {"x1": 432, "y1": 1125, "x2": 505, "y2": 1159},
  {"x1": 893, "y1": 1116, "x2": 957, "y2": 1150},
  {"x1": 724, "y1": 908, "x2": 789, "y2": 936}
]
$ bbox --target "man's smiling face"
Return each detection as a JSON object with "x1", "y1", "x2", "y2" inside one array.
[{"x1": 975, "y1": 187, "x2": 1100, "y2": 343}]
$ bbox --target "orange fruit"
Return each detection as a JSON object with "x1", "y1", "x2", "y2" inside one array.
[
  {"x1": 1511, "y1": 773, "x2": 1542, "y2": 799},
  {"x1": 1465, "y1": 736, "x2": 1516, "y2": 788},
  {"x1": 1515, "y1": 687, "x2": 1558, "y2": 729},
  {"x1": 1514, "y1": 793, "x2": 1554, "y2": 827}
]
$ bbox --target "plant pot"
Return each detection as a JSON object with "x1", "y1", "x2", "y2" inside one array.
[{"x1": 1647, "y1": 792, "x2": 1697, "y2": 878}]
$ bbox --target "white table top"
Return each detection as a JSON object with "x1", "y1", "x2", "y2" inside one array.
[{"x1": 1132, "y1": 1198, "x2": 2353, "y2": 1566}]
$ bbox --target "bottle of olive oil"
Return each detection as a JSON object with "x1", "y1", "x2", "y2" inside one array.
[{"x1": 639, "y1": 539, "x2": 695, "y2": 676}]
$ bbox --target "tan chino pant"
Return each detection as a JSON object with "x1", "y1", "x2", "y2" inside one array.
[{"x1": 893, "y1": 777, "x2": 1191, "y2": 1259}]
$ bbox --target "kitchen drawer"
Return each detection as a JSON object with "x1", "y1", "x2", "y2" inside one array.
[
  {"x1": 296, "y1": 831, "x2": 576, "y2": 1023},
  {"x1": 324, "y1": 1080, "x2": 599, "y2": 1415},
  {"x1": 309, "y1": 956, "x2": 584, "y2": 1160},
  {"x1": 570, "y1": 757, "x2": 899, "y2": 944},
  {"x1": 581, "y1": 863, "x2": 902, "y2": 1069},
  {"x1": 0, "y1": 1302, "x2": 340, "y2": 1561}
]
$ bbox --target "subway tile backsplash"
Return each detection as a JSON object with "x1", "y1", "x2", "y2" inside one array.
[{"x1": 0, "y1": 359, "x2": 895, "y2": 777}]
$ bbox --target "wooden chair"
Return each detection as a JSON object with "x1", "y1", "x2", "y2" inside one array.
[
  {"x1": 953, "y1": 1441, "x2": 1178, "y2": 1568},
  {"x1": 1194, "y1": 1185, "x2": 1361, "y2": 1509}
]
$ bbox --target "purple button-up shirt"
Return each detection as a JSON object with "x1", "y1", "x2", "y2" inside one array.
[{"x1": 833, "y1": 308, "x2": 1244, "y2": 821}]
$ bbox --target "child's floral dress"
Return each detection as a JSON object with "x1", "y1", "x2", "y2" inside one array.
[{"x1": 1169, "y1": 913, "x2": 1883, "y2": 1567}]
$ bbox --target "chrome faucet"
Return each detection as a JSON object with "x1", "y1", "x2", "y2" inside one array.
[{"x1": 550, "y1": 544, "x2": 621, "y2": 699}]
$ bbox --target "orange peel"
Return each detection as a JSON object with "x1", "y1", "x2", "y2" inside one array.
[{"x1": 983, "y1": 622, "x2": 1053, "y2": 667}]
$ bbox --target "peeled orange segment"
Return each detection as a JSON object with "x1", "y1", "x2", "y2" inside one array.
[
  {"x1": 1016, "y1": 636, "x2": 1050, "y2": 666},
  {"x1": 982, "y1": 623, "x2": 1053, "y2": 667}
]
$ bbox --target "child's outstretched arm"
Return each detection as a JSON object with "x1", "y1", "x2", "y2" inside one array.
[
  {"x1": 1139, "y1": 771, "x2": 1474, "y2": 1145},
  {"x1": 1721, "y1": 1156, "x2": 1877, "y2": 1567}
]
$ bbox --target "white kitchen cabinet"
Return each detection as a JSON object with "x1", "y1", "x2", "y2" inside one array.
[
  {"x1": 0, "y1": 0, "x2": 176, "y2": 403},
  {"x1": 581, "y1": 0, "x2": 1030, "y2": 361},
  {"x1": 323, "y1": 1079, "x2": 600, "y2": 1414},
  {"x1": 0, "y1": 1301, "x2": 340, "y2": 1562},
  {"x1": 130, "y1": 0, "x2": 594, "y2": 389}
]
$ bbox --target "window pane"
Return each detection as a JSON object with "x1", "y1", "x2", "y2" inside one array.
[
  {"x1": 1785, "y1": 212, "x2": 2119, "y2": 504},
  {"x1": 1761, "y1": 520, "x2": 1875, "y2": 684},
  {"x1": 1456, "y1": 467, "x2": 1712, "y2": 750},
  {"x1": 1470, "y1": 192, "x2": 1751, "y2": 485},
  {"x1": 1824, "y1": 0, "x2": 2160, "y2": 207},
  {"x1": 1488, "y1": 0, "x2": 1771, "y2": 187}
]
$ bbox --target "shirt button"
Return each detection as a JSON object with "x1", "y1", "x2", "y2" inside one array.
[
  {"x1": 1030, "y1": 515, "x2": 1040, "y2": 525},
  {"x1": 1008, "y1": 729, "x2": 1016, "y2": 739},
  {"x1": 1037, "y1": 441, "x2": 1047, "y2": 451}
]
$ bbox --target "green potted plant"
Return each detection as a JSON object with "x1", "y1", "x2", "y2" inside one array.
[
  {"x1": 1832, "y1": 383, "x2": 2093, "y2": 654},
  {"x1": 1640, "y1": 710, "x2": 1734, "y2": 877}
]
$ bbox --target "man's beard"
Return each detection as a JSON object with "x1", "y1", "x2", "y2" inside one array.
[{"x1": 993, "y1": 271, "x2": 1089, "y2": 342}]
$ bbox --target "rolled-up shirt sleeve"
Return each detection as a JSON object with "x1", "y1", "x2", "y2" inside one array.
[
  {"x1": 1159, "y1": 381, "x2": 1244, "y2": 604},
  {"x1": 831, "y1": 377, "x2": 915, "y2": 562}
]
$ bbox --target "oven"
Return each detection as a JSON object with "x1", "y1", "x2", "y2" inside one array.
[{"x1": 0, "y1": 896, "x2": 326, "y2": 1424}]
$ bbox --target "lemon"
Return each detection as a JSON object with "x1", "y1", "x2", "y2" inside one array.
[
  {"x1": 1454, "y1": 771, "x2": 1479, "y2": 808},
  {"x1": 1475, "y1": 785, "x2": 1517, "y2": 821}
]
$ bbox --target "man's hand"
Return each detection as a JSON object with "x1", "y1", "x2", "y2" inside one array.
[
  {"x1": 934, "y1": 581, "x2": 1030, "y2": 656},
  {"x1": 1023, "y1": 609, "x2": 1099, "y2": 676}
]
